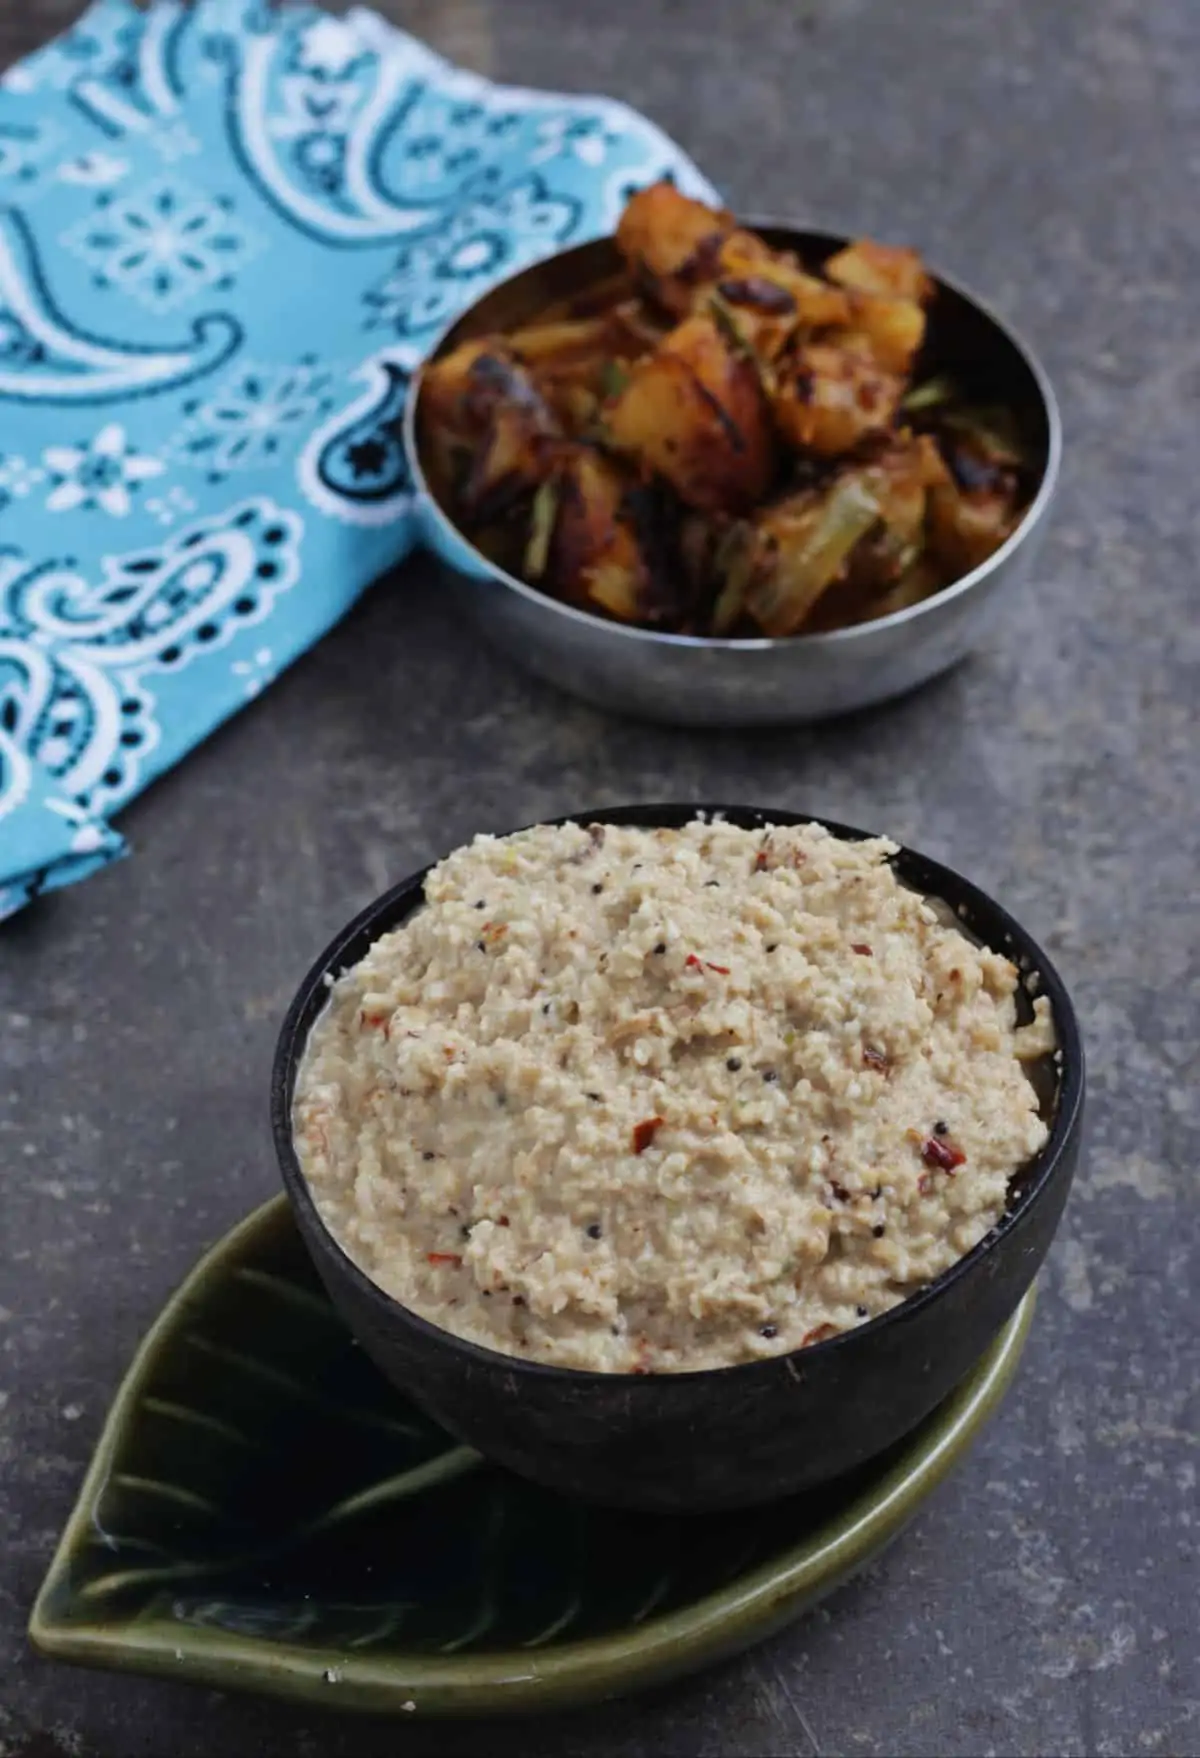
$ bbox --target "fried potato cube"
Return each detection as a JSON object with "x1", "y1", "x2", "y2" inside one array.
[
  {"x1": 926, "y1": 476, "x2": 1021, "y2": 578},
  {"x1": 823, "y1": 239, "x2": 932, "y2": 375},
  {"x1": 825, "y1": 239, "x2": 934, "y2": 305},
  {"x1": 865, "y1": 432, "x2": 947, "y2": 542},
  {"x1": 419, "y1": 338, "x2": 559, "y2": 520},
  {"x1": 772, "y1": 335, "x2": 904, "y2": 457},
  {"x1": 716, "y1": 237, "x2": 851, "y2": 322},
  {"x1": 843, "y1": 291, "x2": 927, "y2": 375},
  {"x1": 707, "y1": 257, "x2": 850, "y2": 364},
  {"x1": 616, "y1": 182, "x2": 743, "y2": 316},
  {"x1": 922, "y1": 415, "x2": 1026, "y2": 578},
  {"x1": 536, "y1": 447, "x2": 673, "y2": 624},
  {"x1": 602, "y1": 313, "x2": 776, "y2": 514}
]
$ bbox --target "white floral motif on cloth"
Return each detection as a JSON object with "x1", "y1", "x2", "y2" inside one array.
[{"x1": 43, "y1": 421, "x2": 164, "y2": 516}]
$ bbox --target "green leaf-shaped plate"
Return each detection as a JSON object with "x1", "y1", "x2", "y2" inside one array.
[{"x1": 31, "y1": 1197, "x2": 1035, "y2": 1716}]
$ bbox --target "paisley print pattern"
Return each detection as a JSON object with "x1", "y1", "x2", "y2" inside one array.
[
  {"x1": 0, "y1": 0, "x2": 715, "y2": 917},
  {"x1": 0, "y1": 207, "x2": 242, "y2": 402},
  {"x1": 297, "y1": 351, "x2": 412, "y2": 528},
  {"x1": 1, "y1": 498, "x2": 301, "y2": 832}
]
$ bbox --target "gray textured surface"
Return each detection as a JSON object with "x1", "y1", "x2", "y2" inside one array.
[{"x1": 1, "y1": 1, "x2": 1197, "y2": 1754}]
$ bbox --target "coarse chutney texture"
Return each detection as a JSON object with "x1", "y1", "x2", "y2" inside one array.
[{"x1": 293, "y1": 819, "x2": 1055, "y2": 1373}]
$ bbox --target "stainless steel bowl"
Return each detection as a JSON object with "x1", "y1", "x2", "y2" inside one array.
[{"x1": 405, "y1": 223, "x2": 1062, "y2": 727}]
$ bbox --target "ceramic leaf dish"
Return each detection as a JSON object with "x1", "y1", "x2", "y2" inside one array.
[{"x1": 31, "y1": 1196, "x2": 1036, "y2": 1715}]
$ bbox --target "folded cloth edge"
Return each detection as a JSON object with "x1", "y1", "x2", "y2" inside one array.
[{"x1": 0, "y1": 0, "x2": 716, "y2": 923}]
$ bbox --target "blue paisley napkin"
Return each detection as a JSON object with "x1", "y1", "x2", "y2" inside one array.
[{"x1": 0, "y1": 0, "x2": 715, "y2": 919}]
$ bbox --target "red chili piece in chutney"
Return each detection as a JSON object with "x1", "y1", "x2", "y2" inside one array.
[
  {"x1": 632, "y1": 1116, "x2": 664, "y2": 1154},
  {"x1": 685, "y1": 953, "x2": 730, "y2": 974},
  {"x1": 921, "y1": 1135, "x2": 967, "y2": 1173}
]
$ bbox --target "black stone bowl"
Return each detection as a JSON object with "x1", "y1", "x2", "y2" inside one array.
[{"x1": 271, "y1": 805, "x2": 1084, "y2": 1514}]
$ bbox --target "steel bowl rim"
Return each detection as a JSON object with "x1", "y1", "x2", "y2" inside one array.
[
  {"x1": 272, "y1": 802, "x2": 1085, "y2": 1388},
  {"x1": 404, "y1": 218, "x2": 1062, "y2": 654}
]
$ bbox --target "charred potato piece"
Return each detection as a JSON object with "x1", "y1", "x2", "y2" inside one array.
[
  {"x1": 420, "y1": 337, "x2": 535, "y2": 437},
  {"x1": 602, "y1": 313, "x2": 776, "y2": 514},
  {"x1": 465, "y1": 404, "x2": 558, "y2": 522},
  {"x1": 715, "y1": 240, "x2": 850, "y2": 334},
  {"x1": 420, "y1": 338, "x2": 560, "y2": 520},
  {"x1": 925, "y1": 421, "x2": 1025, "y2": 576},
  {"x1": 538, "y1": 448, "x2": 644, "y2": 620},
  {"x1": 617, "y1": 183, "x2": 737, "y2": 316},
  {"x1": 704, "y1": 240, "x2": 851, "y2": 364},
  {"x1": 825, "y1": 239, "x2": 934, "y2": 305},
  {"x1": 842, "y1": 290, "x2": 926, "y2": 375},
  {"x1": 864, "y1": 432, "x2": 947, "y2": 537},
  {"x1": 713, "y1": 239, "x2": 921, "y2": 373},
  {"x1": 534, "y1": 447, "x2": 687, "y2": 626},
  {"x1": 418, "y1": 335, "x2": 499, "y2": 491},
  {"x1": 773, "y1": 334, "x2": 903, "y2": 457},
  {"x1": 707, "y1": 276, "x2": 802, "y2": 365},
  {"x1": 509, "y1": 306, "x2": 664, "y2": 426},
  {"x1": 826, "y1": 240, "x2": 931, "y2": 374},
  {"x1": 926, "y1": 476, "x2": 1021, "y2": 577},
  {"x1": 616, "y1": 182, "x2": 772, "y2": 318}
]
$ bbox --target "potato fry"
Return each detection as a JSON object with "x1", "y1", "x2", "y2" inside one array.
[
  {"x1": 825, "y1": 239, "x2": 933, "y2": 305},
  {"x1": 420, "y1": 338, "x2": 560, "y2": 517},
  {"x1": 773, "y1": 335, "x2": 903, "y2": 457},
  {"x1": 713, "y1": 241, "x2": 851, "y2": 336},
  {"x1": 602, "y1": 313, "x2": 776, "y2": 513},
  {"x1": 926, "y1": 477, "x2": 1020, "y2": 577},
  {"x1": 842, "y1": 289, "x2": 927, "y2": 375},
  {"x1": 615, "y1": 182, "x2": 739, "y2": 316},
  {"x1": 529, "y1": 447, "x2": 659, "y2": 623},
  {"x1": 421, "y1": 187, "x2": 1032, "y2": 639}
]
